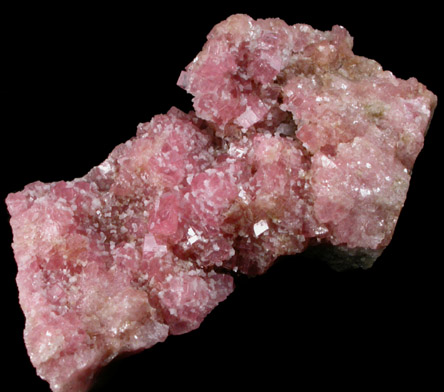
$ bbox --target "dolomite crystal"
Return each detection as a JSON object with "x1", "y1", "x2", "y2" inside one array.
[{"x1": 6, "y1": 14, "x2": 437, "y2": 392}]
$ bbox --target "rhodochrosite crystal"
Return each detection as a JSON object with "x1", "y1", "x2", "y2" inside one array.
[{"x1": 6, "y1": 14, "x2": 437, "y2": 392}]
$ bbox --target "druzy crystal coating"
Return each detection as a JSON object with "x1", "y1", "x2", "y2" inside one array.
[{"x1": 6, "y1": 14, "x2": 437, "y2": 392}]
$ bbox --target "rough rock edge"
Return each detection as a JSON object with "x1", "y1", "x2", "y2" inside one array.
[{"x1": 303, "y1": 244, "x2": 383, "y2": 271}]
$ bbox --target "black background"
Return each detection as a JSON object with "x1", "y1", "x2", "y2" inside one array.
[{"x1": 2, "y1": 3, "x2": 442, "y2": 391}]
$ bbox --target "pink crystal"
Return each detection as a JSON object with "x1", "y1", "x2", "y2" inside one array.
[{"x1": 5, "y1": 14, "x2": 437, "y2": 392}]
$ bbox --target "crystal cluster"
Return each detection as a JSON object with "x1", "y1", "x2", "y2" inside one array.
[{"x1": 6, "y1": 14, "x2": 436, "y2": 392}]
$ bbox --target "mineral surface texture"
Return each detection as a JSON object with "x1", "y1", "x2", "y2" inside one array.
[{"x1": 6, "y1": 14, "x2": 436, "y2": 392}]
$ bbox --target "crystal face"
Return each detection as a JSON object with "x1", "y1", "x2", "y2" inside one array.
[{"x1": 5, "y1": 14, "x2": 437, "y2": 392}]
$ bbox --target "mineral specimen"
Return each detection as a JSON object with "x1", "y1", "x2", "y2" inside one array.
[{"x1": 6, "y1": 14, "x2": 436, "y2": 392}]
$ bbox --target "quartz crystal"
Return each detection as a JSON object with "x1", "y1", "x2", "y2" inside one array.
[{"x1": 5, "y1": 14, "x2": 437, "y2": 392}]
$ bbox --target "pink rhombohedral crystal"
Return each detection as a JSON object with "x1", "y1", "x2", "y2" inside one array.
[{"x1": 6, "y1": 14, "x2": 437, "y2": 392}]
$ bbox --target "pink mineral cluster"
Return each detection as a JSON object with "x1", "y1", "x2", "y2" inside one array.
[{"x1": 6, "y1": 14, "x2": 437, "y2": 392}]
